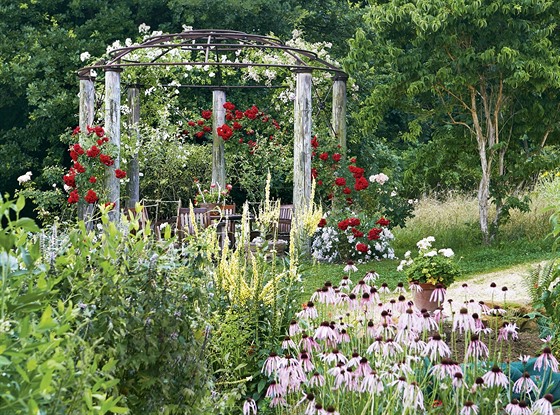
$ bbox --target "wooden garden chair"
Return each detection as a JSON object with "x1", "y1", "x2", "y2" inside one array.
[{"x1": 176, "y1": 207, "x2": 211, "y2": 242}]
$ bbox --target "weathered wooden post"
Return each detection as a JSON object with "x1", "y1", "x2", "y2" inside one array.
[
  {"x1": 78, "y1": 72, "x2": 96, "y2": 221},
  {"x1": 293, "y1": 70, "x2": 313, "y2": 251},
  {"x1": 332, "y1": 74, "x2": 348, "y2": 154},
  {"x1": 104, "y1": 68, "x2": 122, "y2": 220},
  {"x1": 211, "y1": 88, "x2": 226, "y2": 189},
  {"x1": 127, "y1": 84, "x2": 141, "y2": 208}
]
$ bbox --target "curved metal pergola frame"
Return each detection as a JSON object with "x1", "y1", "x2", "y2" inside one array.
[
  {"x1": 77, "y1": 29, "x2": 348, "y2": 227},
  {"x1": 78, "y1": 29, "x2": 347, "y2": 80}
]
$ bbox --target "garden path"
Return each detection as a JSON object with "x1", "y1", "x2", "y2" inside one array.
[{"x1": 445, "y1": 260, "x2": 547, "y2": 311}]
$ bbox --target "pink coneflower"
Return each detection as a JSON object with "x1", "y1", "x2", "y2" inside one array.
[
  {"x1": 344, "y1": 261, "x2": 358, "y2": 273},
  {"x1": 394, "y1": 282, "x2": 407, "y2": 294},
  {"x1": 366, "y1": 320, "x2": 376, "y2": 338},
  {"x1": 531, "y1": 394, "x2": 554, "y2": 415},
  {"x1": 347, "y1": 293, "x2": 359, "y2": 310},
  {"x1": 471, "y1": 313, "x2": 490, "y2": 334},
  {"x1": 408, "y1": 338, "x2": 427, "y2": 354},
  {"x1": 282, "y1": 335, "x2": 297, "y2": 350},
  {"x1": 361, "y1": 292, "x2": 373, "y2": 310},
  {"x1": 453, "y1": 308, "x2": 476, "y2": 334},
  {"x1": 309, "y1": 372, "x2": 325, "y2": 389},
  {"x1": 452, "y1": 372, "x2": 466, "y2": 389},
  {"x1": 367, "y1": 336, "x2": 384, "y2": 354},
  {"x1": 243, "y1": 398, "x2": 258, "y2": 415},
  {"x1": 315, "y1": 321, "x2": 337, "y2": 342},
  {"x1": 297, "y1": 301, "x2": 318, "y2": 319},
  {"x1": 310, "y1": 288, "x2": 323, "y2": 303},
  {"x1": 498, "y1": 322, "x2": 519, "y2": 341},
  {"x1": 423, "y1": 334, "x2": 451, "y2": 361},
  {"x1": 431, "y1": 358, "x2": 462, "y2": 380},
  {"x1": 378, "y1": 282, "x2": 391, "y2": 294},
  {"x1": 489, "y1": 305, "x2": 506, "y2": 316},
  {"x1": 356, "y1": 357, "x2": 372, "y2": 377},
  {"x1": 534, "y1": 347, "x2": 559, "y2": 372},
  {"x1": 338, "y1": 328, "x2": 351, "y2": 343},
  {"x1": 331, "y1": 366, "x2": 351, "y2": 390},
  {"x1": 478, "y1": 301, "x2": 491, "y2": 314},
  {"x1": 398, "y1": 308, "x2": 422, "y2": 332},
  {"x1": 364, "y1": 270, "x2": 379, "y2": 283},
  {"x1": 482, "y1": 365, "x2": 509, "y2": 388},
  {"x1": 300, "y1": 333, "x2": 321, "y2": 352},
  {"x1": 361, "y1": 370, "x2": 383, "y2": 394},
  {"x1": 289, "y1": 319, "x2": 301, "y2": 336},
  {"x1": 347, "y1": 351, "x2": 361, "y2": 368},
  {"x1": 460, "y1": 401, "x2": 479, "y2": 415},
  {"x1": 352, "y1": 280, "x2": 371, "y2": 295},
  {"x1": 396, "y1": 295, "x2": 408, "y2": 313},
  {"x1": 403, "y1": 381, "x2": 424, "y2": 411},
  {"x1": 262, "y1": 352, "x2": 281, "y2": 376},
  {"x1": 296, "y1": 392, "x2": 316, "y2": 415},
  {"x1": 265, "y1": 380, "x2": 285, "y2": 399},
  {"x1": 369, "y1": 287, "x2": 381, "y2": 303},
  {"x1": 421, "y1": 311, "x2": 439, "y2": 331},
  {"x1": 325, "y1": 406, "x2": 340, "y2": 415},
  {"x1": 321, "y1": 349, "x2": 348, "y2": 365},
  {"x1": 429, "y1": 284, "x2": 446, "y2": 303},
  {"x1": 433, "y1": 307, "x2": 447, "y2": 323},
  {"x1": 382, "y1": 338, "x2": 404, "y2": 358},
  {"x1": 518, "y1": 354, "x2": 531, "y2": 365},
  {"x1": 339, "y1": 275, "x2": 352, "y2": 291},
  {"x1": 380, "y1": 310, "x2": 393, "y2": 325},
  {"x1": 505, "y1": 399, "x2": 531, "y2": 415},
  {"x1": 299, "y1": 352, "x2": 315, "y2": 373},
  {"x1": 409, "y1": 281, "x2": 423, "y2": 292},
  {"x1": 466, "y1": 334, "x2": 489, "y2": 360},
  {"x1": 512, "y1": 371, "x2": 538, "y2": 394},
  {"x1": 270, "y1": 396, "x2": 287, "y2": 408}
]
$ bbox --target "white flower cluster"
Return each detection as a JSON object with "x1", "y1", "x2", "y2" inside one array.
[
  {"x1": 369, "y1": 173, "x2": 389, "y2": 185},
  {"x1": 17, "y1": 171, "x2": 32, "y2": 185},
  {"x1": 311, "y1": 226, "x2": 339, "y2": 262}
]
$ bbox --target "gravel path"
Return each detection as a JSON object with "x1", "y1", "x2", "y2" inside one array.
[{"x1": 444, "y1": 261, "x2": 546, "y2": 311}]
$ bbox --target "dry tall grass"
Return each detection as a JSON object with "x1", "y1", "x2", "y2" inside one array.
[{"x1": 394, "y1": 174, "x2": 560, "y2": 249}]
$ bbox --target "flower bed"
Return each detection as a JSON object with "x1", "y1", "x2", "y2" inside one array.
[{"x1": 255, "y1": 267, "x2": 559, "y2": 414}]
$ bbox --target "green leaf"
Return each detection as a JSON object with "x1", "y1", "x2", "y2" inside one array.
[
  {"x1": 38, "y1": 305, "x2": 57, "y2": 330},
  {"x1": 14, "y1": 217, "x2": 39, "y2": 233}
]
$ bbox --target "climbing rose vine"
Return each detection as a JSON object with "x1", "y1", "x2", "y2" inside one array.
[{"x1": 63, "y1": 125, "x2": 126, "y2": 206}]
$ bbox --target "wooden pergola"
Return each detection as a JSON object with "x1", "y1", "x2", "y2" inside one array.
[{"x1": 77, "y1": 29, "x2": 348, "y2": 222}]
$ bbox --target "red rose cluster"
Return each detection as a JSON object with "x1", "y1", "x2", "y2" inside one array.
[{"x1": 64, "y1": 125, "x2": 127, "y2": 205}]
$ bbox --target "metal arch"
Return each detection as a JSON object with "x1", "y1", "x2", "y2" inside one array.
[{"x1": 77, "y1": 29, "x2": 347, "y2": 82}]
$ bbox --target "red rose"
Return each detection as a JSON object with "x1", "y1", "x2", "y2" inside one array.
[
  {"x1": 338, "y1": 219, "x2": 350, "y2": 231},
  {"x1": 96, "y1": 139, "x2": 104, "y2": 146},
  {"x1": 72, "y1": 126, "x2": 80, "y2": 135},
  {"x1": 74, "y1": 162, "x2": 86, "y2": 173},
  {"x1": 335, "y1": 177, "x2": 346, "y2": 186},
  {"x1": 272, "y1": 120, "x2": 280, "y2": 130},
  {"x1": 318, "y1": 218, "x2": 327, "y2": 228},
  {"x1": 102, "y1": 136, "x2": 109, "y2": 143},
  {"x1": 89, "y1": 176, "x2": 97, "y2": 183},
  {"x1": 99, "y1": 154, "x2": 114, "y2": 166},
  {"x1": 63, "y1": 174, "x2": 76, "y2": 187},
  {"x1": 343, "y1": 186, "x2": 351, "y2": 194},
  {"x1": 223, "y1": 101, "x2": 236, "y2": 111},
  {"x1": 67, "y1": 190, "x2": 79, "y2": 204},
  {"x1": 195, "y1": 131, "x2": 205, "y2": 139},
  {"x1": 351, "y1": 228, "x2": 364, "y2": 237},
  {"x1": 346, "y1": 197, "x2": 353, "y2": 205},
  {"x1": 350, "y1": 157, "x2": 357, "y2": 164},
  {"x1": 348, "y1": 165, "x2": 365, "y2": 178},
  {"x1": 238, "y1": 138, "x2": 244, "y2": 143},
  {"x1": 86, "y1": 145, "x2": 100, "y2": 158},
  {"x1": 197, "y1": 120, "x2": 205, "y2": 126},
  {"x1": 87, "y1": 126, "x2": 104, "y2": 137},
  {"x1": 235, "y1": 110, "x2": 244, "y2": 119},
  {"x1": 376, "y1": 217, "x2": 390, "y2": 227},
  {"x1": 69, "y1": 150, "x2": 79, "y2": 161},
  {"x1": 354, "y1": 176, "x2": 369, "y2": 191},
  {"x1": 244, "y1": 105, "x2": 259, "y2": 120},
  {"x1": 203, "y1": 126, "x2": 212, "y2": 133},
  {"x1": 356, "y1": 243, "x2": 368, "y2": 253},
  {"x1": 217, "y1": 124, "x2": 233, "y2": 140},
  {"x1": 188, "y1": 121, "x2": 196, "y2": 127},
  {"x1": 317, "y1": 180, "x2": 323, "y2": 186},
  {"x1": 225, "y1": 112, "x2": 233, "y2": 121},
  {"x1": 232, "y1": 121, "x2": 243, "y2": 130},
  {"x1": 367, "y1": 228, "x2": 382, "y2": 241},
  {"x1": 319, "y1": 152, "x2": 329, "y2": 161},
  {"x1": 311, "y1": 136, "x2": 319, "y2": 149},
  {"x1": 348, "y1": 217, "x2": 361, "y2": 227},
  {"x1": 115, "y1": 169, "x2": 127, "y2": 179},
  {"x1": 311, "y1": 168, "x2": 318, "y2": 179},
  {"x1": 201, "y1": 110, "x2": 212, "y2": 120},
  {"x1": 332, "y1": 153, "x2": 342, "y2": 162},
  {"x1": 73, "y1": 143, "x2": 85, "y2": 155},
  {"x1": 84, "y1": 189, "x2": 98, "y2": 204}
]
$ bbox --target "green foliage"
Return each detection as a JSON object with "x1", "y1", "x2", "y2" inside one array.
[
  {"x1": 0, "y1": 196, "x2": 127, "y2": 414},
  {"x1": 525, "y1": 260, "x2": 560, "y2": 350},
  {"x1": 53, "y1": 211, "x2": 212, "y2": 414}
]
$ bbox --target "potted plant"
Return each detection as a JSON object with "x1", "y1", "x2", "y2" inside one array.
[
  {"x1": 193, "y1": 181, "x2": 232, "y2": 214},
  {"x1": 397, "y1": 236, "x2": 461, "y2": 311}
]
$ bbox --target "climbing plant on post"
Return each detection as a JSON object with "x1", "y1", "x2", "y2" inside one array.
[{"x1": 104, "y1": 68, "x2": 122, "y2": 219}]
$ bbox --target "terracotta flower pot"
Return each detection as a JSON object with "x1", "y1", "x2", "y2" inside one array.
[{"x1": 413, "y1": 283, "x2": 445, "y2": 312}]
